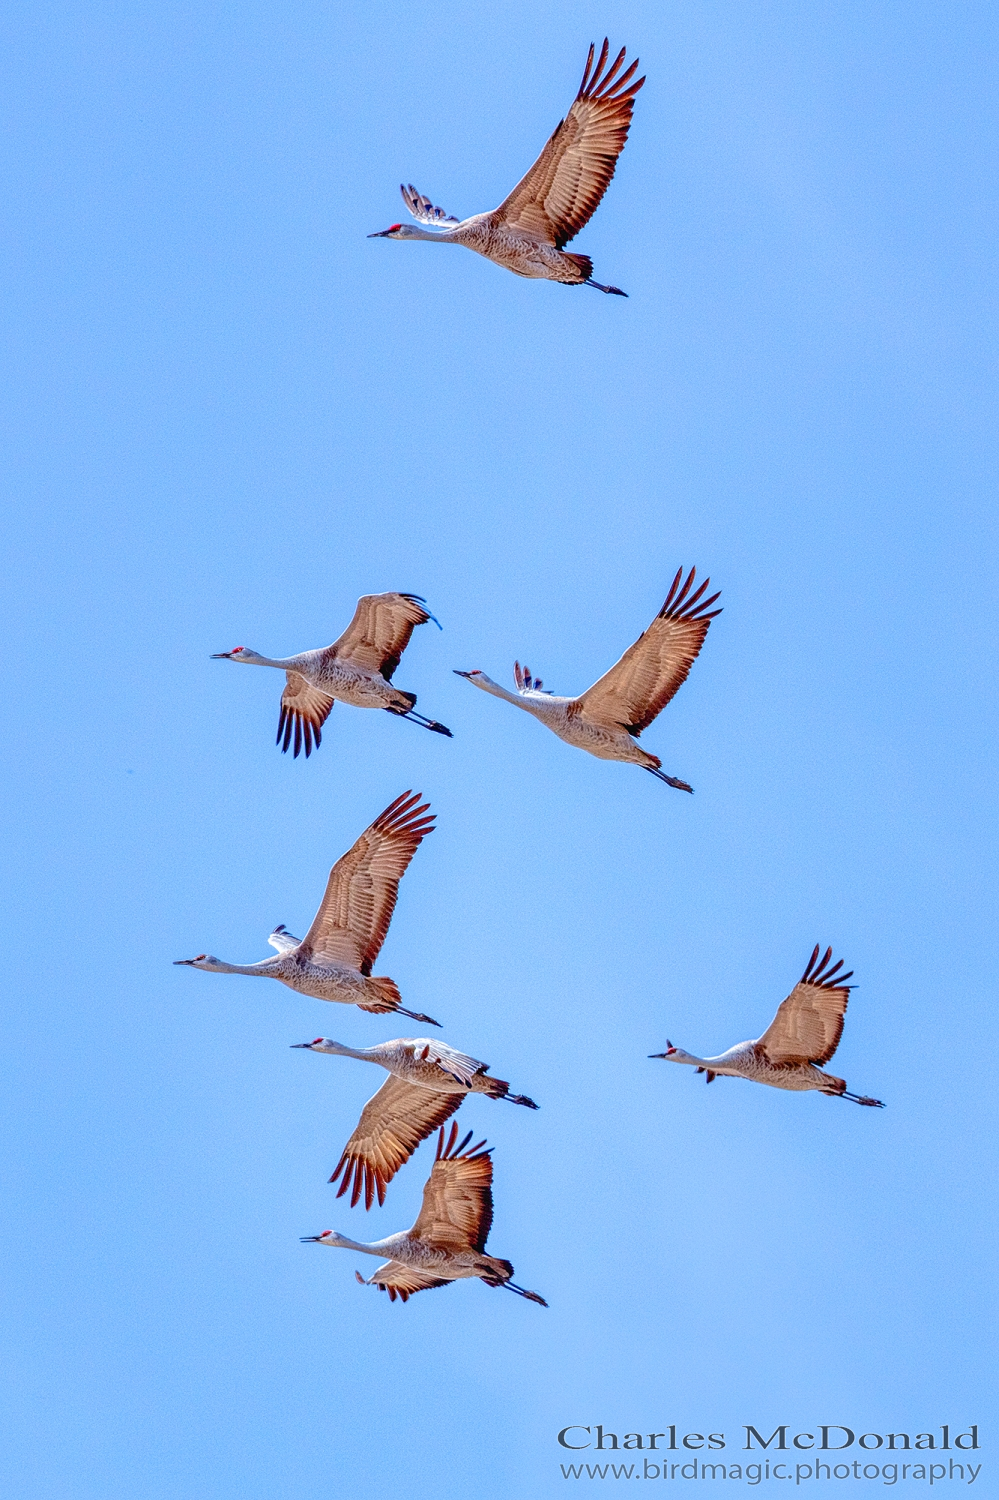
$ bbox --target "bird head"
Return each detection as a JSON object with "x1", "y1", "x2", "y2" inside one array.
[
  {"x1": 300, "y1": 1230, "x2": 346, "y2": 1247},
  {"x1": 367, "y1": 223, "x2": 417, "y2": 239},
  {"x1": 173, "y1": 953, "x2": 219, "y2": 970},
  {"x1": 291, "y1": 1038, "x2": 337, "y2": 1053},
  {"x1": 649, "y1": 1041, "x2": 687, "y2": 1063},
  {"x1": 210, "y1": 646, "x2": 262, "y2": 663},
  {"x1": 453, "y1": 669, "x2": 493, "y2": 690}
]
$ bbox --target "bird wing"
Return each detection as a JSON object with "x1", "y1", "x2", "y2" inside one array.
[
  {"x1": 493, "y1": 40, "x2": 645, "y2": 249},
  {"x1": 329, "y1": 1076, "x2": 462, "y2": 1209},
  {"x1": 328, "y1": 592, "x2": 438, "y2": 681},
  {"x1": 416, "y1": 1040, "x2": 487, "y2": 1088},
  {"x1": 298, "y1": 791, "x2": 435, "y2": 972},
  {"x1": 362, "y1": 1261, "x2": 454, "y2": 1302},
  {"x1": 267, "y1": 925, "x2": 301, "y2": 954},
  {"x1": 758, "y1": 946, "x2": 854, "y2": 1066},
  {"x1": 401, "y1": 184, "x2": 460, "y2": 227},
  {"x1": 577, "y1": 568, "x2": 722, "y2": 734},
  {"x1": 277, "y1": 672, "x2": 333, "y2": 759},
  {"x1": 411, "y1": 1124, "x2": 494, "y2": 1254}
]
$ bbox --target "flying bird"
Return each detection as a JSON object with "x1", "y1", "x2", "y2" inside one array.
[
  {"x1": 211, "y1": 592, "x2": 451, "y2": 758},
  {"x1": 454, "y1": 567, "x2": 721, "y2": 792},
  {"x1": 175, "y1": 791, "x2": 441, "y2": 1025},
  {"x1": 368, "y1": 40, "x2": 645, "y2": 296},
  {"x1": 292, "y1": 1036, "x2": 539, "y2": 1207},
  {"x1": 301, "y1": 1124, "x2": 547, "y2": 1305},
  {"x1": 650, "y1": 945, "x2": 885, "y2": 1105}
]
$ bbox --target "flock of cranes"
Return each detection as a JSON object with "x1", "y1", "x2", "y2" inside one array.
[{"x1": 177, "y1": 40, "x2": 884, "y2": 1309}]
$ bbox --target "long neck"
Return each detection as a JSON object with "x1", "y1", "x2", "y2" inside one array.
[
  {"x1": 404, "y1": 226, "x2": 459, "y2": 243},
  {"x1": 319, "y1": 1041, "x2": 381, "y2": 1063},
  {"x1": 475, "y1": 675, "x2": 539, "y2": 712},
  {"x1": 672, "y1": 1050, "x2": 717, "y2": 1070},
  {"x1": 240, "y1": 651, "x2": 311, "y2": 671},
  {"x1": 332, "y1": 1233, "x2": 399, "y2": 1256},
  {"x1": 207, "y1": 958, "x2": 275, "y2": 976}
]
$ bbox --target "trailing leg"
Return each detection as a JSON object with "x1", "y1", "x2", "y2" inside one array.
[{"x1": 647, "y1": 766, "x2": 694, "y2": 793}]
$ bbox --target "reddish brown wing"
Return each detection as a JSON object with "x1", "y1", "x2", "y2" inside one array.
[
  {"x1": 411, "y1": 1125, "x2": 494, "y2": 1254},
  {"x1": 758, "y1": 946, "x2": 854, "y2": 1066},
  {"x1": 362, "y1": 1262, "x2": 454, "y2": 1302},
  {"x1": 329, "y1": 592, "x2": 435, "y2": 681},
  {"x1": 298, "y1": 791, "x2": 435, "y2": 972},
  {"x1": 578, "y1": 568, "x2": 722, "y2": 734},
  {"x1": 494, "y1": 41, "x2": 645, "y2": 248},
  {"x1": 329, "y1": 1077, "x2": 463, "y2": 1209},
  {"x1": 277, "y1": 672, "x2": 334, "y2": 759}
]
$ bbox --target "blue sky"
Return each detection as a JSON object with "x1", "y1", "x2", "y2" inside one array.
[{"x1": 2, "y1": 1, "x2": 996, "y2": 1496}]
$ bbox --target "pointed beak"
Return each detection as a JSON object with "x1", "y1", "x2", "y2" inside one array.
[
  {"x1": 453, "y1": 669, "x2": 473, "y2": 678},
  {"x1": 649, "y1": 1052, "x2": 668, "y2": 1059},
  {"x1": 290, "y1": 1042, "x2": 312, "y2": 1049},
  {"x1": 210, "y1": 652, "x2": 231, "y2": 659},
  {"x1": 300, "y1": 1235, "x2": 321, "y2": 1242},
  {"x1": 367, "y1": 229, "x2": 393, "y2": 238},
  {"x1": 174, "y1": 958, "x2": 196, "y2": 966}
]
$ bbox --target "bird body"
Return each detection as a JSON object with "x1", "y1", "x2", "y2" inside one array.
[
  {"x1": 455, "y1": 566, "x2": 721, "y2": 792},
  {"x1": 302, "y1": 1124, "x2": 547, "y2": 1305},
  {"x1": 175, "y1": 792, "x2": 441, "y2": 1026},
  {"x1": 212, "y1": 592, "x2": 451, "y2": 757},
  {"x1": 651, "y1": 946, "x2": 885, "y2": 1106},
  {"x1": 293, "y1": 1036, "x2": 538, "y2": 1207},
  {"x1": 369, "y1": 41, "x2": 645, "y2": 295}
]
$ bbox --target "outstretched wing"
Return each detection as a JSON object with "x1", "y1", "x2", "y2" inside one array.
[
  {"x1": 277, "y1": 672, "x2": 333, "y2": 759},
  {"x1": 411, "y1": 1124, "x2": 494, "y2": 1253},
  {"x1": 360, "y1": 1262, "x2": 454, "y2": 1303},
  {"x1": 513, "y1": 662, "x2": 553, "y2": 695},
  {"x1": 493, "y1": 40, "x2": 645, "y2": 248},
  {"x1": 329, "y1": 1076, "x2": 463, "y2": 1209},
  {"x1": 578, "y1": 567, "x2": 722, "y2": 734},
  {"x1": 758, "y1": 946, "x2": 854, "y2": 1066},
  {"x1": 268, "y1": 925, "x2": 301, "y2": 954},
  {"x1": 298, "y1": 791, "x2": 435, "y2": 972},
  {"x1": 329, "y1": 592, "x2": 439, "y2": 681},
  {"x1": 401, "y1": 184, "x2": 460, "y2": 227},
  {"x1": 415, "y1": 1039, "x2": 487, "y2": 1088}
]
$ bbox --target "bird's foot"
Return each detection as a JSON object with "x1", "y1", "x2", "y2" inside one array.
[
  {"x1": 838, "y1": 1090, "x2": 886, "y2": 1107},
  {"x1": 396, "y1": 1005, "x2": 442, "y2": 1027},
  {"x1": 401, "y1": 710, "x2": 454, "y2": 737},
  {"x1": 584, "y1": 278, "x2": 628, "y2": 297},
  {"x1": 501, "y1": 1280, "x2": 549, "y2": 1306},
  {"x1": 503, "y1": 1092, "x2": 540, "y2": 1109},
  {"x1": 648, "y1": 767, "x2": 694, "y2": 793}
]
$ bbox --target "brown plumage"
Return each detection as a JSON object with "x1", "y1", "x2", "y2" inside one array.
[
  {"x1": 651, "y1": 945, "x2": 885, "y2": 1106},
  {"x1": 174, "y1": 791, "x2": 442, "y2": 1024},
  {"x1": 494, "y1": 40, "x2": 645, "y2": 250},
  {"x1": 305, "y1": 1126, "x2": 547, "y2": 1305},
  {"x1": 456, "y1": 567, "x2": 721, "y2": 791},
  {"x1": 212, "y1": 592, "x2": 451, "y2": 759},
  {"x1": 758, "y1": 944, "x2": 853, "y2": 1068},
  {"x1": 578, "y1": 566, "x2": 723, "y2": 735},
  {"x1": 330, "y1": 1075, "x2": 463, "y2": 1210},
  {"x1": 299, "y1": 791, "x2": 435, "y2": 977},
  {"x1": 370, "y1": 42, "x2": 645, "y2": 294},
  {"x1": 296, "y1": 1034, "x2": 537, "y2": 1207}
]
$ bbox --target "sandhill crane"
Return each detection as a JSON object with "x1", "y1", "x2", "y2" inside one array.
[
  {"x1": 368, "y1": 40, "x2": 645, "y2": 296},
  {"x1": 650, "y1": 946, "x2": 885, "y2": 1105},
  {"x1": 301, "y1": 1123, "x2": 547, "y2": 1305},
  {"x1": 292, "y1": 1036, "x2": 539, "y2": 1207},
  {"x1": 174, "y1": 791, "x2": 441, "y2": 1025},
  {"x1": 454, "y1": 567, "x2": 721, "y2": 792},
  {"x1": 211, "y1": 592, "x2": 452, "y2": 758}
]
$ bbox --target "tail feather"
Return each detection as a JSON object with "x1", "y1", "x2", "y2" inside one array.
[
  {"x1": 361, "y1": 976, "x2": 403, "y2": 1014},
  {"x1": 562, "y1": 252, "x2": 593, "y2": 282}
]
